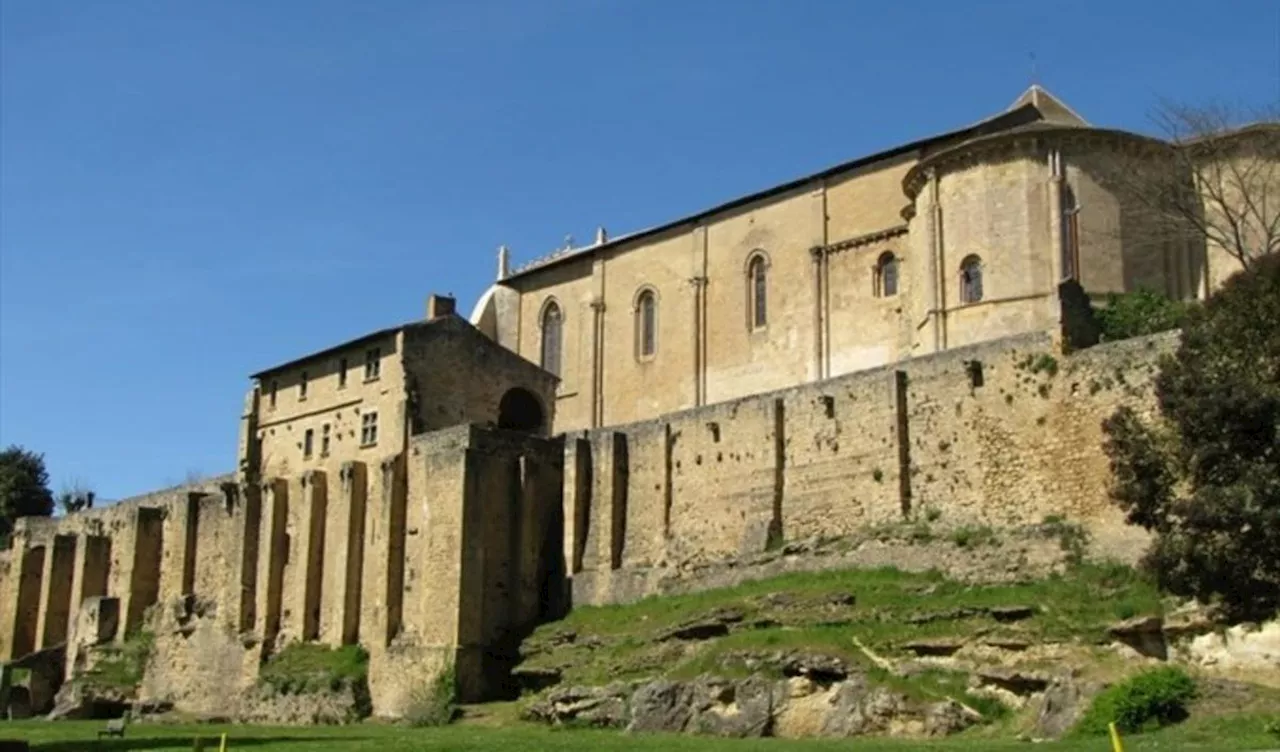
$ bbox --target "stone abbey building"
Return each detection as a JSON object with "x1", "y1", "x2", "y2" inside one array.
[{"x1": 0, "y1": 87, "x2": 1270, "y2": 719}]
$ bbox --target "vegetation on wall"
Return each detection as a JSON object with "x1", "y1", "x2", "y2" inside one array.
[
  {"x1": 405, "y1": 661, "x2": 458, "y2": 727},
  {"x1": 0, "y1": 445, "x2": 54, "y2": 542},
  {"x1": 81, "y1": 630, "x2": 155, "y2": 692},
  {"x1": 1093, "y1": 289, "x2": 1192, "y2": 343},
  {"x1": 1103, "y1": 253, "x2": 1280, "y2": 620},
  {"x1": 258, "y1": 643, "x2": 370, "y2": 696}
]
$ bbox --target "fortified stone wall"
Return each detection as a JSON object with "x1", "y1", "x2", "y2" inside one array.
[
  {"x1": 565, "y1": 331, "x2": 1174, "y2": 606},
  {"x1": 0, "y1": 424, "x2": 566, "y2": 720},
  {"x1": 0, "y1": 476, "x2": 234, "y2": 663}
]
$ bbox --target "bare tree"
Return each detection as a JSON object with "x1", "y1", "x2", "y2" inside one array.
[
  {"x1": 57, "y1": 478, "x2": 96, "y2": 515},
  {"x1": 1108, "y1": 100, "x2": 1280, "y2": 272}
]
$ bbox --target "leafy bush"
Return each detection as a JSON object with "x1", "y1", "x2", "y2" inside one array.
[
  {"x1": 258, "y1": 643, "x2": 369, "y2": 695},
  {"x1": 1074, "y1": 667, "x2": 1196, "y2": 735},
  {"x1": 405, "y1": 662, "x2": 457, "y2": 727},
  {"x1": 1094, "y1": 288, "x2": 1192, "y2": 342},
  {"x1": 1103, "y1": 255, "x2": 1280, "y2": 620}
]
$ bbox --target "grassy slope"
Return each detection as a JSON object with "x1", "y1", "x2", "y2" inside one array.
[
  {"x1": 520, "y1": 563, "x2": 1162, "y2": 690},
  {"x1": 5, "y1": 716, "x2": 1280, "y2": 751}
]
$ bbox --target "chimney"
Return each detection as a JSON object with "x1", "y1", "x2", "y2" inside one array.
[
  {"x1": 595, "y1": 226, "x2": 608, "y2": 245},
  {"x1": 497, "y1": 244, "x2": 510, "y2": 281},
  {"x1": 426, "y1": 293, "x2": 456, "y2": 320}
]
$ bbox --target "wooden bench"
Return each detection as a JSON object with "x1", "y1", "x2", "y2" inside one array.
[{"x1": 97, "y1": 718, "x2": 126, "y2": 739}]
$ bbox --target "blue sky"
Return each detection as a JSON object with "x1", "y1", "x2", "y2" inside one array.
[{"x1": 2, "y1": 0, "x2": 1277, "y2": 501}]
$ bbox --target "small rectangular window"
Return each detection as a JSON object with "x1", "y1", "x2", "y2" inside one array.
[
  {"x1": 299, "y1": 371, "x2": 309, "y2": 400},
  {"x1": 360, "y1": 412, "x2": 378, "y2": 446},
  {"x1": 303, "y1": 428, "x2": 314, "y2": 458},
  {"x1": 269, "y1": 380, "x2": 278, "y2": 409},
  {"x1": 321, "y1": 424, "x2": 331, "y2": 456},
  {"x1": 365, "y1": 348, "x2": 381, "y2": 381},
  {"x1": 338, "y1": 357, "x2": 348, "y2": 388}
]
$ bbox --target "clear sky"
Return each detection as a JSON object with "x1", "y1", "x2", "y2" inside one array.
[{"x1": 1, "y1": 0, "x2": 1278, "y2": 501}]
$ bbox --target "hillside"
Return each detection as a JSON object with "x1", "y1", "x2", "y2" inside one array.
[{"x1": 504, "y1": 553, "x2": 1280, "y2": 743}]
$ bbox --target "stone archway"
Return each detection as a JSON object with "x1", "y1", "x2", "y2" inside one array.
[{"x1": 497, "y1": 388, "x2": 545, "y2": 433}]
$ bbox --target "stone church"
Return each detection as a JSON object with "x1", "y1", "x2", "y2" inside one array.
[
  {"x1": 0, "y1": 86, "x2": 1266, "y2": 721},
  {"x1": 470, "y1": 86, "x2": 1226, "y2": 433}
]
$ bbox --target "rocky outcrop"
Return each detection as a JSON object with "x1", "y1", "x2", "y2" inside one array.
[
  {"x1": 1030, "y1": 678, "x2": 1097, "y2": 738},
  {"x1": 235, "y1": 680, "x2": 370, "y2": 725},
  {"x1": 523, "y1": 671, "x2": 980, "y2": 739},
  {"x1": 521, "y1": 683, "x2": 632, "y2": 728}
]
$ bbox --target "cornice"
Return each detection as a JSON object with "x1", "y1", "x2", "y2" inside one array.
[
  {"x1": 901, "y1": 125, "x2": 1172, "y2": 200},
  {"x1": 813, "y1": 225, "x2": 909, "y2": 257}
]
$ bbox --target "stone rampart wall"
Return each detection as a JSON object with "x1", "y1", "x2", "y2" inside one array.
[{"x1": 566, "y1": 331, "x2": 1175, "y2": 605}]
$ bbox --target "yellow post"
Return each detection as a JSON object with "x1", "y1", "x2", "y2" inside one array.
[
  {"x1": 219, "y1": 732, "x2": 228, "y2": 752},
  {"x1": 1109, "y1": 721, "x2": 1125, "y2": 752}
]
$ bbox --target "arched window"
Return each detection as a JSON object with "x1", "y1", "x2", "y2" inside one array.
[
  {"x1": 959, "y1": 255, "x2": 984, "y2": 304},
  {"x1": 747, "y1": 253, "x2": 768, "y2": 330},
  {"x1": 636, "y1": 288, "x2": 657, "y2": 359},
  {"x1": 1061, "y1": 184, "x2": 1080, "y2": 281},
  {"x1": 875, "y1": 252, "x2": 899, "y2": 297},
  {"x1": 540, "y1": 301, "x2": 562, "y2": 377}
]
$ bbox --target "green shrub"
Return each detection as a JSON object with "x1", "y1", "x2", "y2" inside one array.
[
  {"x1": 1074, "y1": 667, "x2": 1196, "y2": 735},
  {"x1": 1094, "y1": 288, "x2": 1191, "y2": 342},
  {"x1": 405, "y1": 662, "x2": 457, "y2": 727},
  {"x1": 1103, "y1": 256, "x2": 1280, "y2": 620}
]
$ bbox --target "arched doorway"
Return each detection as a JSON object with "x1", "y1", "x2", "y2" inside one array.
[{"x1": 497, "y1": 388, "x2": 545, "y2": 433}]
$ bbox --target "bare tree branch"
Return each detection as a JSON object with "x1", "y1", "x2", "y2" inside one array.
[{"x1": 1097, "y1": 100, "x2": 1280, "y2": 276}]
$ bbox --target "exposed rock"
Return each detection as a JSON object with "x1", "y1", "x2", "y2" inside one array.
[
  {"x1": 759, "y1": 592, "x2": 799, "y2": 609},
  {"x1": 532, "y1": 673, "x2": 979, "y2": 740},
  {"x1": 975, "y1": 667, "x2": 1051, "y2": 695},
  {"x1": 235, "y1": 681, "x2": 370, "y2": 725},
  {"x1": 905, "y1": 607, "x2": 983, "y2": 625},
  {"x1": 989, "y1": 605, "x2": 1037, "y2": 622},
  {"x1": 1032, "y1": 678, "x2": 1095, "y2": 738},
  {"x1": 511, "y1": 666, "x2": 561, "y2": 693},
  {"x1": 628, "y1": 680, "x2": 694, "y2": 733},
  {"x1": 1108, "y1": 615, "x2": 1167, "y2": 660},
  {"x1": 1162, "y1": 608, "x2": 1215, "y2": 639},
  {"x1": 549, "y1": 629, "x2": 578, "y2": 646},
  {"x1": 902, "y1": 640, "x2": 964, "y2": 657},
  {"x1": 780, "y1": 653, "x2": 849, "y2": 682},
  {"x1": 657, "y1": 620, "x2": 730, "y2": 642},
  {"x1": 522, "y1": 683, "x2": 631, "y2": 728},
  {"x1": 48, "y1": 681, "x2": 131, "y2": 721},
  {"x1": 980, "y1": 637, "x2": 1031, "y2": 651},
  {"x1": 1178, "y1": 620, "x2": 1280, "y2": 686},
  {"x1": 686, "y1": 676, "x2": 775, "y2": 738},
  {"x1": 656, "y1": 608, "x2": 745, "y2": 642},
  {"x1": 924, "y1": 699, "x2": 978, "y2": 736},
  {"x1": 824, "y1": 592, "x2": 857, "y2": 607},
  {"x1": 782, "y1": 538, "x2": 821, "y2": 555}
]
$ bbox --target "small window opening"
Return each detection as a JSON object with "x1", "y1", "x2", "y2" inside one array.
[{"x1": 360, "y1": 412, "x2": 379, "y2": 446}]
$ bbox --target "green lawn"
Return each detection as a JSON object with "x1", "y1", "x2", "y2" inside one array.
[{"x1": 3, "y1": 715, "x2": 1279, "y2": 752}]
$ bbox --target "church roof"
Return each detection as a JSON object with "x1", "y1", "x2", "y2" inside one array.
[
  {"x1": 1006, "y1": 85, "x2": 1090, "y2": 126},
  {"x1": 503, "y1": 88, "x2": 1088, "y2": 282}
]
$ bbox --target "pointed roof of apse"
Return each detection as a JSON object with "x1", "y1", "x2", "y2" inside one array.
[{"x1": 1007, "y1": 85, "x2": 1090, "y2": 126}]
